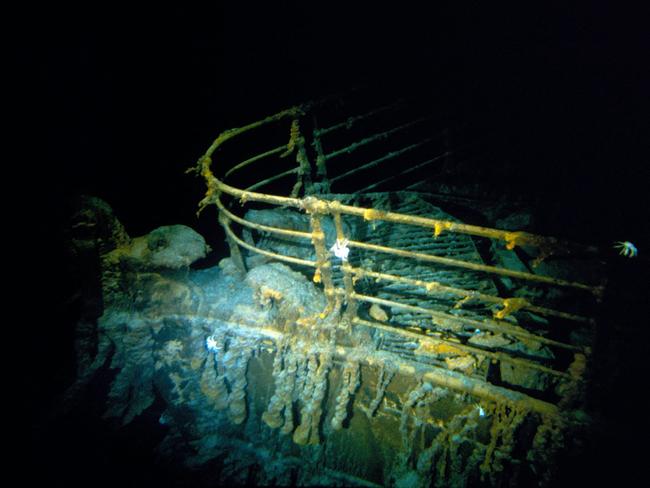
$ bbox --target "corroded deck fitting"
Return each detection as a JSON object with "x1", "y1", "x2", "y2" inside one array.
[{"x1": 189, "y1": 97, "x2": 606, "y2": 485}]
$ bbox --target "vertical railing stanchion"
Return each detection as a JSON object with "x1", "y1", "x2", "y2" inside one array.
[
  {"x1": 218, "y1": 209, "x2": 246, "y2": 275},
  {"x1": 311, "y1": 120, "x2": 330, "y2": 194},
  {"x1": 295, "y1": 135, "x2": 314, "y2": 196},
  {"x1": 330, "y1": 201, "x2": 357, "y2": 325},
  {"x1": 304, "y1": 197, "x2": 336, "y2": 312}
]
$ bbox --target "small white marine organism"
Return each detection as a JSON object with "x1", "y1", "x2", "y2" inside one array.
[
  {"x1": 614, "y1": 241, "x2": 638, "y2": 258},
  {"x1": 474, "y1": 402, "x2": 486, "y2": 417},
  {"x1": 330, "y1": 238, "x2": 350, "y2": 261},
  {"x1": 205, "y1": 335, "x2": 220, "y2": 353}
]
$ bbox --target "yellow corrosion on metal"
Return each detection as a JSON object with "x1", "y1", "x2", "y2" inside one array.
[
  {"x1": 189, "y1": 104, "x2": 606, "y2": 420},
  {"x1": 193, "y1": 106, "x2": 601, "y2": 273},
  {"x1": 351, "y1": 292, "x2": 583, "y2": 354},
  {"x1": 416, "y1": 340, "x2": 467, "y2": 357},
  {"x1": 454, "y1": 296, "x2": 472, "y2": 309},
  {"x1": 348, "y1": 238, "x2": 599, "y2": 295},
  {"x1": 353, "y1": 317, "x2": 571, "y2": 379},
  {"x1": 363, "y1": 208, "x2": 386, "y2": 221},
  {"x1": 399, "y1": 364, "x2": 416, "y2": 375},
  {"x1": 308, "y1": 212, "x2": 336, "y2": 308},
  {"x1": 280, "y1": 118, "x2": 301, "y2": 158},
  {"x1": 343, "y1": 264, "x2": 591, "y2": 323},
  {"x1": 504, "y1": 231, "x2": 523, "y2": 250},
  {"x1": 329, "y1": 207, "x2": 358, "y2": 321},
  {"x1": 422, "y1": 369, "x2": 556, "y2": 416},
  {"x1": 198, "y1": 160, "x2": 601, "y2": 296},
  {"x1": 433, "y1": 221, "x2": 453, "y2": 238},
  {"x1": 167, "y1": 309, "x2": 561, "y2": 416},
  {"x1": 568, "y1": 353, "x2": 587, "y2": 379},
  {"x1": 494, "y1": 298, "x2": 530, "y2": 320},
  {"x1": 189, "y1": 105, "x2": 304, "y2": 215},
  {"x1": 312, "y1": 268, "x2": 322, "y2": 283},
  {"x1": 259, "y1": 286, "x2": 283, "y2": 302}
]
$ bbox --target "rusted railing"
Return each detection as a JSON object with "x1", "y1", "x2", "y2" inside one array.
[{"x1": 189, "y1": 99, "x2": 605, "y2": 415}]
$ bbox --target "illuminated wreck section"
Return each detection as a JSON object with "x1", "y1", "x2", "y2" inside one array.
[{"x1": 88, "y1": 98, "x2": 606, "y2": 486}]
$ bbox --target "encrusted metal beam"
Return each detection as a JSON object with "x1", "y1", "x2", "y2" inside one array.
[
  {"x1": 216, "y1": 197, "x2": 312, "y2": 240},
  {"x1": 201, "y1": 178, "x2": 602, "y2": 295},
  {"x1": 328, "y1": 138, "x2": 435, "y2": 184},
  {"x1": 324, "y1": 117, "x2": 430, "y2": 161},
  {"x1": 355, "y1": 152, "x2": 450, "y2": 193},
  {"x1": 352, "y1": 317, "x2": 572, "y2": 379},
  {"x1": 225, "y1": 145, "x2": 287, "y2": 178},
  {"x1": 244, "y1": 167, "x2": 300, "y2": 192},
  {"x1": 308, "y1": 212, "x2": 337, "y2": 305},
  {"x1": 343, "y1": 265, "x2": 592, "y2": 324},
  {"x1": 347, "y1": 238, "x2": 599, "y2": 295},
  {"x1": 352, "y1": 292, "x2": 584, "y2": 353},
  {"x1": 314, "y1": 101, "x2": 403, "y2": 137},
  {"x1": 221, "y1": 219, "x2": 316, "y2": 268}
]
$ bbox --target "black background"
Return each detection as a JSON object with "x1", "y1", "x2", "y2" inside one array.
[
  {"x1": 25, "y1": 3, "x2": 648, "y2": 486},
  {"x1": 30, "y1": 3, "x2": 648, "y2": 244}
]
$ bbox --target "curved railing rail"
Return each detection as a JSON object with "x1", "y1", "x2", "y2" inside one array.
[{"x1": 189, "y1": 99, "x2": 606, "y2": 415}]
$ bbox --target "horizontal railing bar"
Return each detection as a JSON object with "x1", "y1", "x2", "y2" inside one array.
[
  {"x1": 225, "y1": 145, "x2": 288, "y2": 178},
  {"x1": 335, "y1": 204, "x2": 561, "y2": 249},
  {"x1": 221, "y1": 219, "x2": 316, "y2": 268},
  {"x1": 202, "y1": 178, "x2": 602, "y2": 283},
  {"x1": 324, "y1": 117, "x2": 430, "y2": 161},
  {"x1": 214, "y1": 179, "x2": 304, "y2": 208},
  {"x1": 315, "y1": 101, "x2": 404, "y2": 137},
  {"x1": 244, "y1": 167, "x2": 299, "y2": 192},
  {"x1": 204, "y1": 107, "x2": 303, "y2": 159},
  {"x1": 217, "y1": 198, "x2": 313, "y2": 240},
  {"x1": 419, "y1": 358, "x2": 559, "y2": 415},
  {"x1": 329, "y1": 138, "x2": 435, "y2": 184},
  {"x1": 350, "y1": 292, "x2": 584, "y2": 353},
  {"x1": 343, "y1": 265, "x2": 592, "y2": 324},
  {"x1": 346, "y1": 238, "x2": 598, "y2": 295},
  {"x1": 352, "y1": 317, "x2": 571, "y2": 379},
  {"x1": 355, "y1": 152, "x2": 450, "y2": 193},
  {"x1": 336, "y1": 204, "x2": 598, "y2": 259},
  {"x1": 208, "y1": 183, "x2": 600, "y2": 295},
  {"x1": 192, "y1": 106, "x2": 597, "y2": 254}
]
